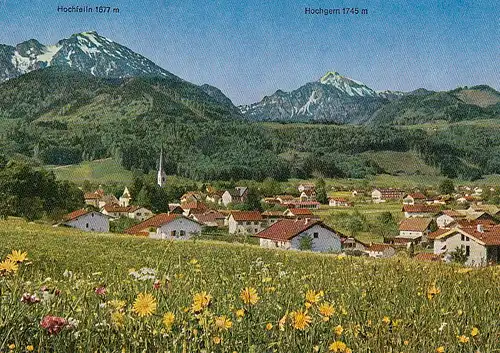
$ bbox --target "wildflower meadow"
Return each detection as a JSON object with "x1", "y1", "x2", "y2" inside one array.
[{"x1": 0, "y1": 219, "x2": 499, "y2": 352}]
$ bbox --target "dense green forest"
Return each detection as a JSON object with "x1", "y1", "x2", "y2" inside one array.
[{"x1": 0, "y1": 68, "x2": 499, "y2": 182}]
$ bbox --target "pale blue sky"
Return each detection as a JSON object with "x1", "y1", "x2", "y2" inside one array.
[{"x1": 0, "y1": 0, "x2": 498, "y2": 104}]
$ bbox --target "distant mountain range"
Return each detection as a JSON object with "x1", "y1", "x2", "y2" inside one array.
[
  {"x1": 0, "y1": 32, "x2": 498, "y2": 126},
  {"x1": 239, "y1": 71, "x2": 500, "y2": 125}
]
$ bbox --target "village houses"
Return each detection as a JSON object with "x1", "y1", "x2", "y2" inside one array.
[
  {"x1": 61, "y1": 209, "x2": 110, "y2": 233},
  {"x1": 221, "y1": 187, "x2": 249, "y2": 207},
  {"x1": 255, "y1": 219, "x2": 343, "y2": 253},
  {"x1": 397, "y1": 218, "x2": 433, "y2": 244},
  {"x1": 402, "y1": 192, "x2": 427, "y2": 205},
  {"x1": 402, "y1": 204, "x2": 440, "y2": 218},
  {"x1": 328, "y1": 197, "x2": 352, "y2": 207},
  {"x1": 371, "y1": 188, "x2": 405, "y2": 203},
  {"x1": 228, "y1": 211, "x2": 266, "y2": 235},
  {"x1": 124, "y1": 214, "x2": 203, "y2": 240}
]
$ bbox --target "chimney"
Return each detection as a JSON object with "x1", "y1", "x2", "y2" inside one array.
[{"x1": 477, "y1": 224, "x2": 484, "y2": 233}]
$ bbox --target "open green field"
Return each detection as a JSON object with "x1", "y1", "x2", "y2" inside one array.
[
  {"x1": 48, "y1": 158, "x2": 134, "y2": 184},
  {"x1": 360, "y1": 151, "x2": 440, "y2": 177},
  {"x1": 1, "y1": 219, "x2": 499, "y2": 352}
]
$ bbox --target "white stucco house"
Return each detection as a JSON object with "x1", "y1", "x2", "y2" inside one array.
[
  {"x1": 228, "y1": 211, "x2": 265, "y2": 235},
  {"x1": 101, "y1": 205, "x2": 153, "y2": 222},
  {"x1": 328, "y1": 198, "x2": 352, "y2": 207},
  {"x1": 364, "y1": 243, "x2": 396, "y2": 258},
  {"x1": 62, "y1": 209, "x2": 110, "y2": 233},
  {"x1": 396, "y1": 218, "x2": 433, "y2": 244},
  {"x1": 402, "y1": 205, "x2": 440, "y2": 218},
  {"x1": 436, "y1": 210, "x2": 465, "y2": 228},
  {"x1": 255, "y1": 219, "x2": 343, "y2": 253},
  {"x1": 221, "y1": 187, "x2": 248, "y2": 206},
  {"x1": 371, "y1": 188, "x2": 405, "y2": 203},
  {"x1": 124, "y1": 214, "x2": 202, "y2": 240},
  {"x1": 402, "y1": 192, "x2": 427, "y2": 205},
  {"x1": 429, "y1": 224, "x2": 500, "y2": 266}
]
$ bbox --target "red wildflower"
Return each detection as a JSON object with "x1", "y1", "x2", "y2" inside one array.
[
  {"x1": 94, "y1": 286, "x2": 107, "y2": 295},
  {"x1": 40, "y1": 316, "x2": 67, "y2": 335},
  {"x1": 153, "y1": 280, "x2": 161, "y2": 289}
]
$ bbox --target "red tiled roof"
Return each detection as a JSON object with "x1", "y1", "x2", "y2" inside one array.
[
  {"x1": 124, "y1": 214, "x2": 181, "y2": 234},
  {"x1": 287, "y1": 208, "x2": 314, "y2": 216},
  {"x1": 230, "y1": 211, "x2": 263, "y2": 222},
  {"x1": 283, "y1": 201, "x2": 321, "y2": 206},
  {"x1": 428, "y1": 228, "x2": 451, "y2": 240},
  {"x1": 403, "y1": 205, "x2": 440, "y2": 213},
  {"x1": 63, "y1": 209, "x2": 90, "y2": 221},
  {"x1": 181, "y1": 201, "x2": 207, "y2": 211},
  {"x1": 366, "y1": 243, "x2": 394, "y2": 252},
  {"x1": 329, "y1": 197, "x2": 348, "y2": 202},
  {"x1": 456, "y1": 219, "x2": 498, "y2": 228},
  {"x1": 255, "y1": 219, "x2": 332, "y2": 241},
  {"x1": 459, "y1": 226, "x2": 500, "y2": 246},
  {"x1": 261, "y1": 211, "x2": 285, "y2": 218},
  {"x1": 193, "y1": 211, "x2": 225, "y2": 224},
  {"x1": 414, "y1": 253, "x2": 441, "y2": 262},
  {"x1": 398, "y1": 218, "x2": 433, "y2": 232}
]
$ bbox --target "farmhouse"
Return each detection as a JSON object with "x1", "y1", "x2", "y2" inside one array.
[
  {"x1": 403, "y1": 192, "x2": 427, "y2": 205},
  {"x1": 62, "y1": 209, "x2": 109, "y2": 233},
  {"x1": 402, "y1": 204, "x2": 440, "y2": 218},
  {"x1": 191, "y1": 210, "x2": 226, "y2": 228},
  {"x1": 283, "y1": 208, "x2": 319, "y2": 220},
  {"x1": 275, "y1": 195, "x2": 295, "y2": 204},
  {"x1": 364, "y1": 243, "x2": 396, "y2": 258},
  {"x1": 283, "y1": 201, "x2": 321, "y2": 209},
  {"x1": 328, "y1": 198, "x2": 351, "y2": 207},
  {"x1": 430, "y1": 224, "x2": 500, "y2": 266},
  {"x1": 255, "y1": 219, "x2": 342, "y2": 253},
  {"x1": 221, "y1": 187, "x2": 248, "y2": 206},
  {"x1": 397, "y1": 218, "x2": 433, "y2": 244},
  {"x1": 101, "y1": 205, "x2": 153, "y2": 221},
  {"x1": 436, "y1": 210, "x2": 466, "y2": 228},
  {"x1": 228, "y1": 211, "x2": 265, "y2": 235},
  {"x1": 124, "y1": 214, "x2": 202, "y2": 240},
  {"x1": 180, "y1": 201, "x2": 208, "y2": 216},
  {"x1": 371, "y1": 188, "x2": 405, "y2": 203},
  {"x1": 299, "y1": 189, "x2": 317, "y2": 202},
  {"x1": 298, "y1": 183, "x2": 315, "y2": 193}
]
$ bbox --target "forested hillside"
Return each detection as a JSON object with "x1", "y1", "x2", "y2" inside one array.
[{"x1": 1, "y1": 68, "x2": 499, "y2": 181}]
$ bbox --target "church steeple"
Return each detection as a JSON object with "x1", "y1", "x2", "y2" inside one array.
[{"x1": 157, "y1": 147, "x2": 167, "y2": 187}]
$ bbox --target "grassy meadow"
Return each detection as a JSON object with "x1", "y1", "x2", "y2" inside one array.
[{"x1": 1, "y1": 219, "x2": 499, "y2": 352}]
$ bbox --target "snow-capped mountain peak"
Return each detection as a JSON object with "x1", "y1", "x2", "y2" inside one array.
[
  {"x1": 318, "y1": 71, "x2": 377, "y2": 97},
  {"x1": 0, "y1": 31, "x2": 180, "y2": 83}
]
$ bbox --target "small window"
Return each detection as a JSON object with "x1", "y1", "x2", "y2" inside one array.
[
  {"x1": 255, "y1": 229, "x2": 258, "y2": 233},
  {"x1": 465, "y1": 236, "x2": 470, "y2": 242},
  {"x1": 91, "y1": 213, "x2": 94, "y2": 217},
  {"x1": 86, "y1": 223, "x2": 89, "y2": 228},
  {"x1": 465, "y1": 245, "x2": 470, "y2": 257},
  {"x1": 246, "y1": 221, "x2": 251, "y2": 225},
  {"x1": 313, "y1": 232, "x2": 319, "y2": 239},
  {"x1": 180, "y1": 230, "x2": 186, "y2": 236},
  {"x1": 170, "y1": 230, "x2": 177, "y2": 237},
  {"x1": 461, "y1": 234, "x2": 465, "y2": 241}
]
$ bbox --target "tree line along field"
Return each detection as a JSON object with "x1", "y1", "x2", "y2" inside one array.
[{"x1": 1, "y1": 219, "x2": 499, "y2": 352}]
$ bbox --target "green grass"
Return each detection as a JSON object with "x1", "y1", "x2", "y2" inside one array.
[
  {"x1": 360, "y1": 151, "x2": 440, "y2": 176},
  {"x1": 1, "y1": 219, "x2": 498, "y2": 352},
  {"x1": 48, "y1": 158, "x2": 133, "y2": 184}
]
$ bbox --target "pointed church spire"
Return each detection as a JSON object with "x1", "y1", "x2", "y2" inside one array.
[{"x1": 157, "y1": 146, "x2": 167, "y2": 187}]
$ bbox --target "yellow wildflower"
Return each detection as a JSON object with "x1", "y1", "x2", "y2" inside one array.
[
  {"x1": 427, "y1": 282, "x2": 441, "y2": 300},
  {"x1": 0, "y1": 260, "x2": 18, "y2": 274},
  {"x1": 329, "y1": 341, "x2": 347, "y2": 352},
  {"x1": 7, "y1": 250, "x2": 28, "y2": 263},
  {"x1": 132, "y1": 293, "x2": 157, "y2": 317},
  {"x1": 189, "y1": 258, "x2": 198, "y2": 265},
  {"x1": 162, "y1": 312, "x2": 175, "y2": 331},
  {"x1": 334, "y1": 325, "x2": 344, "y2": 336},
  {"x1": 382, "y1": 316, "x2": 391, "y2": 324},
  {"x1": 111, "y1": 311, "x2": 125, "y2": 329},
  {"x1": 404, "y1": 340, "x2": 409, "y2": 345},
  {"x1": 213, "y1": 336, "x2": 221, "y2": 344},
  {"x1": 108, "y1": 299, "x2": 126, "y2": 311},
  {"x1": 8, "y1": 344, "x2": 15, "y2": 350},
  {"x1": 457, "y1": 335, "x2": 470, "y2": 343},
  {"x1": 214, "y1": 315, "x2": 232, "y2": 331},
  {"x1": 26, "y1": 345, "x2": 34, "y2": 352},
  {"x1": 290, "y1": 310, "x2": 312, "y2": 330},
  {"x1": 278, "y1": 312, "x2": 287, "y2": 331},
  {"x1": 436, "y1": 347, "x2": 445, "y2": 353},
  {"x1": 235, "y1": 308, "x2": 245, "y2": 321},
  {"x1": 305, "y1": 289, "x2": 323, "y2": 305},
  {"x1": 192, "y1": 291, "x2": 212, "y2": 313},
  {"x1": 265, "y1": 323, "x2": 273, "y2": 330},
  {"x1": 319, "y1": 303, "x2": 335, "y2": 318},
  {"x1": 240, "y1": 287, "x2": 259, "y2": 305},
  {"x1": 471, "y1": 327, "x2": 479, "y2": 337}
]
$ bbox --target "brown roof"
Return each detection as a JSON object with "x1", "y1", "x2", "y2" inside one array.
[
  {"x1": 103, "y1": 205, "x2": 131, "y2": 213},
  {"x1": 283, "y1": 201, "x2": 321, "y2": 206},
  {"x1": 124, "y1": 214, "x2": 181, "y2": 234},
  {"x1": 63, "y1": 209, "x2": 90, "y2": 221},
  {"x1": 403, "y1": 205, "x2": 440, "y2": 213},
  {"x1": 413, "y1": 253, "x2": 441, "y2": 262},
  {"x1": 459, "y1": 225, "x2": 500, "y2": 246},
  {"x1": 261, "y1": 211, "x2": 285, "y2": 218},
  {"x1": 428, "y1": 228, "x2": 451, "y2": 240},
  {"x1": 287, "y1": 208, "x2": 314, "y2": 216},
  {"x1": 193, "y1": 211, "x2": 225, "y2": 224},
  {"x1": 256, "y1": 219, "x2": 336, "y2": 242},
  {"x1": 329, "y1": 197, "x2": 348, "y2": 202},
  {"x1": 366, "y1": 243, "x2": 394, "y2": 252},
  {"x1": 181, "y1": 201, "x2": 207, "y2": 211},
  {"x1": 398, "y1": 218, "x2": 433, "y2": 232},
  {"x1": 230, "y1": 211, "x2": 263, "y2": 222},
  {"x1": 440, "y1": 210, "x2": 465, "y2": 218}
]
